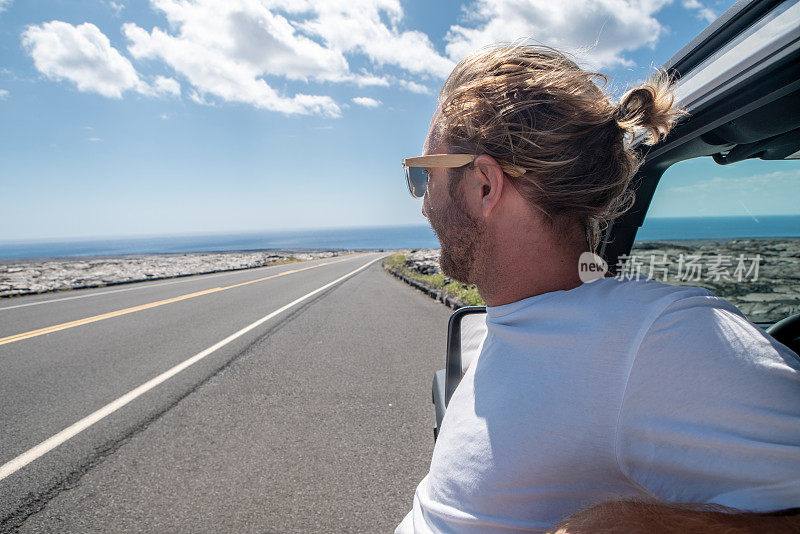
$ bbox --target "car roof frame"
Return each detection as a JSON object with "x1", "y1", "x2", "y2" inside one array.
[{"x1": 599, "y1": 0, "x2": 800, "y2": 272}]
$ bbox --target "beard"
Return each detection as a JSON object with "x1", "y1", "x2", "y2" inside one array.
[{"x1": 426, "y1": 189, "x2": 486, "y2": 285}]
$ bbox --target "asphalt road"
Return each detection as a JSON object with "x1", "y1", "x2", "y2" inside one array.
[{"x1": 0, "y1": 253, "x2": 452, "y2": 532}]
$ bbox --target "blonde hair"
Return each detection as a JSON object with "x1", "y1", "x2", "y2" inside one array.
[{"x1": 436, "y1": 44, "x2": 687, "y2": 251}]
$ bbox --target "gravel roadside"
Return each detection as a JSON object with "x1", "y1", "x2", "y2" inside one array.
[{"x1": 0, "y1": 250, "x2": 365, "y2": 298}]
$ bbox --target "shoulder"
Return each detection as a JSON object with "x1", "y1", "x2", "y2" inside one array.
[
  {"x1": 573, "y1": 277, "x2": 713, "y2": 314},
  {"x1": 589, "y1": 277, "x2": 796, "y2": 360},
  {"x1": 593, "y1": 276, "x2": 712, "y2": 301},
  {"x1": 615, "y1": 284, "x2": 800, "y2": 509},
  {"x1": 573, "y1": 277, "x2": 718, "y2": 335},
  {"x1": 634, "y1": 285, "x2": 797, "y2": 372},
  {"x1": 621, "y1": 281, "x2": 799, "y2": 405},
  {"x1": 615, "y1": 280, "x2": 800, "y2": 429}
]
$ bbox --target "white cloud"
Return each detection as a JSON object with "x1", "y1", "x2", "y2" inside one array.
[
  {"x1": 120, "y1": 0, "x2": 449, "y2": 117},
  {"x1": 150, "y1": 75, "x2": 180, "y2": 97},
  {"x1": 21, "y1": 21, "x2": 178, "y2": 100},
  {"x1": 23, "y1": 21, "x2": 145, "y2": 98},
  {"x1": 21, "y1": 0, "x2": 680, "y2": 118},
  {"x1": 444, "y1": 0, "x2": 671, "y2": 69},
  {"x1": 0, "y1": 0, "x2": 11, "y2": 13},
  {"x1": 0, "y1": 89, "x2": 8, "y2": 99},
  {"x1": 159, "y1": 113, "x2": 169, "y2": 119},
  {"x1": 279, "y1": 0, "x2": 455, "y2": 78},
  {"x1": 397, "y1": 79, "x2": 431, "y2": 94},
  {"x1": 189, "y1": 90, "x2": 213, "y2": 106},
  {"x1": 108, "y1": 1, "x2": 124, "y2": 16},
  {"x1": 352, "y1": 96, "x2": 381, "y2": 108},
  {"x1": 682, "y1": 0, "x2": 716, "y2": 23},
  {"x1": 122, "y1": 1, "x2": 346, "y2": 116},
  {"x1": 88, "y1": 137, "x2": 101, "y2": 142},
  {"x1": 352, "y1": 72, "x2": 390, "y2": 87}
]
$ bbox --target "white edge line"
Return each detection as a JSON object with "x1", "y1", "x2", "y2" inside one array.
[
  {"x1": 0, "y1": 255, "x2": 364, "y2": 311},
  {"x1": 0, "y1": 254, "x2": 383, "y2": 482}
]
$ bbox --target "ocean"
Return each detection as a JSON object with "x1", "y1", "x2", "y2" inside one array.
[{"x1": 1, "y1": 215, "x2": 799, "y2": 260}]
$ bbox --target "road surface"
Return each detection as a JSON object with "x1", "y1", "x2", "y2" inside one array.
[{"x1": 0, "y1": 253, "x2": 451, "y2": 532}]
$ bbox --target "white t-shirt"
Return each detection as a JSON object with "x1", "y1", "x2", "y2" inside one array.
[{"x1": 397, "y1": 277, "x2": 800, "y2": 533}]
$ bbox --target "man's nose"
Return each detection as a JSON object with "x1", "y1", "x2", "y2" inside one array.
[{"x1": 421, "y1": 198, "x2": 429, "y2": 219}]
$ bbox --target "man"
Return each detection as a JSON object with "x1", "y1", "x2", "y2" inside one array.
[{"x1": 397, "y1": 45, "x2": 800, "y2": 533}]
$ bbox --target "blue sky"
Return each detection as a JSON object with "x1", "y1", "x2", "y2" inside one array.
[{"x1": 0, "y1": 0, "x2": 797, "y2": 241}]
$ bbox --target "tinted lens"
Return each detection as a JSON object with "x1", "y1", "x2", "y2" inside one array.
[{"x1": 406, "y1": 166, "x2": 428, "y2": 199}]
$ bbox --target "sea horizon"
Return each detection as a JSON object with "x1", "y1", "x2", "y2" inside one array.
[{"x1": 1, "y1": 215, "x2": 799, "y2": 260}]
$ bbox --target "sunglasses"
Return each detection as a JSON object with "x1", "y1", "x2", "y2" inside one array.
[
  {"x1": 401, "y1": 154, "x2": 476, "y2": 199},
  {"x1": 401, "y1": 154, "x2": 528, "y2": 198}
]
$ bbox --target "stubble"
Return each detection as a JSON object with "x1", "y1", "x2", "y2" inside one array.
[{"x1": 426, "y1": 185, "x2": 486, "y2": 285}]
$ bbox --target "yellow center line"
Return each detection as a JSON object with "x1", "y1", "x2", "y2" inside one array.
[{"x1": 0, "y1": 255, "x2": 361, "y2": 347}]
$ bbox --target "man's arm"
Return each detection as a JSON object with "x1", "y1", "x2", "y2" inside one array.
[{"x1": 550, "y1": 500, "x2": 800, "y2": 534}]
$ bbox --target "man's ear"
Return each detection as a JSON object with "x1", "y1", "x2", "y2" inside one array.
[{"x1": 472, "y1": 154, "x2": 505, "y2": 218}]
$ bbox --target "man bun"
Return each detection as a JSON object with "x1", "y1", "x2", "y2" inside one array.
[{"x1": 615, "y1": 74, "x2": 687, "y2": 145}]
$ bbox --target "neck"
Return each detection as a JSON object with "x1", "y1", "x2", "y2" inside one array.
[{"x1": 474, "y1": 226, "x2": 585, "y2": 307}]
